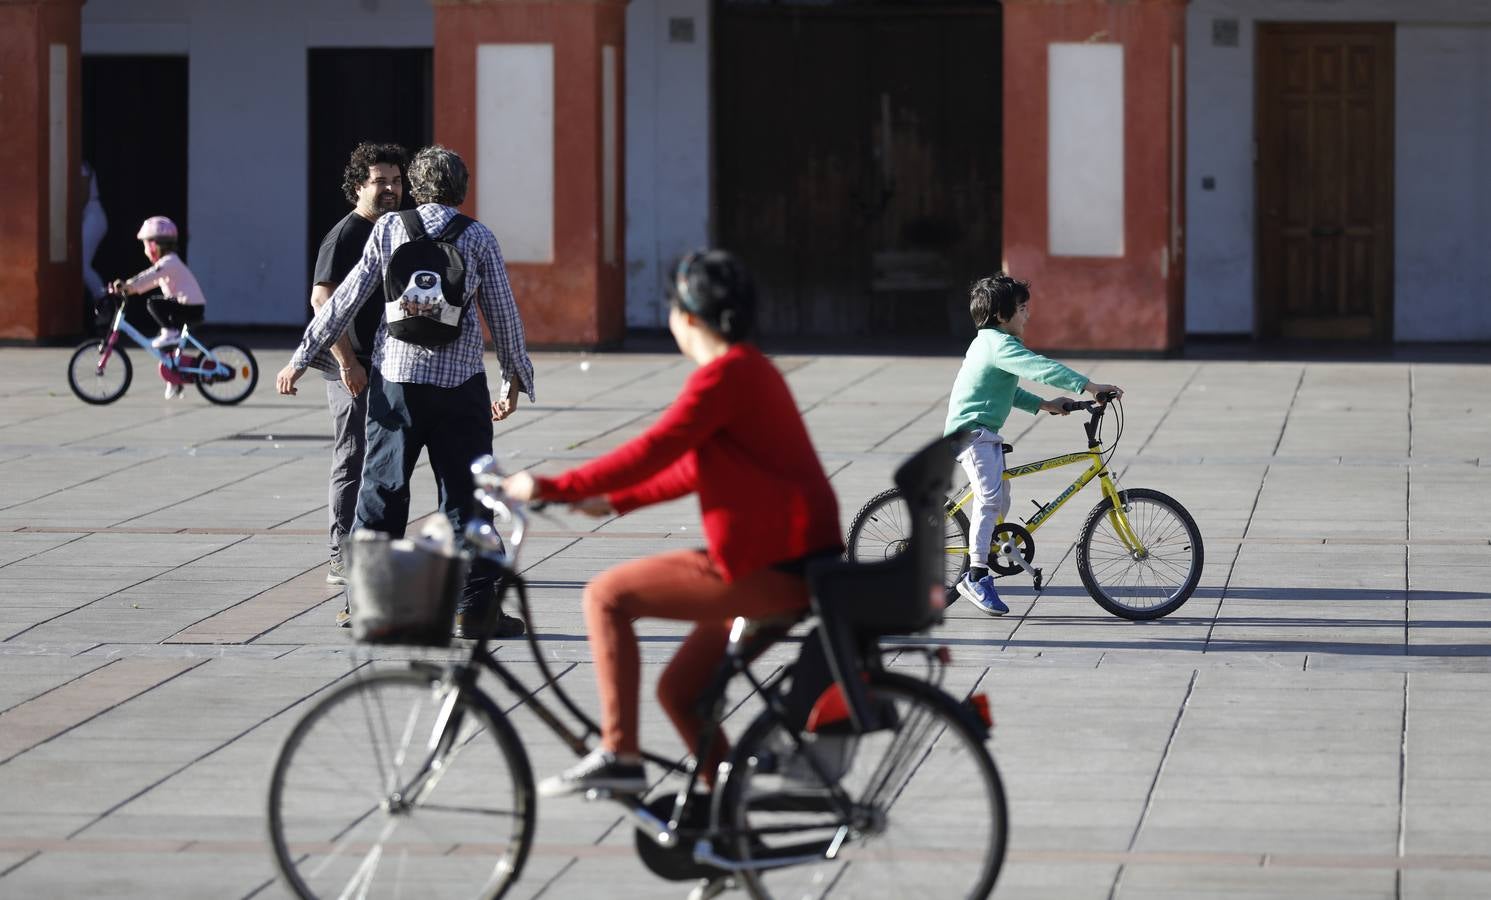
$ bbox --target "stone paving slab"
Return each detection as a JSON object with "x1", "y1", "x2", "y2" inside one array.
[{"x1": 0, "y1": 346, "x2": 1489, "y2": 897}]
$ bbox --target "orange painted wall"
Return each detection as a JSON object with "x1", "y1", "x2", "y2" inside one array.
[
  {"x1": 1003, "y1": 0, "x2": 1186, "y2": 352},
  {"x1": 0, "y1": 0, "x2": 82, "y2": 342},
  {"x1": 433, "y1": 0, "x2": 628, "y2": 348}
]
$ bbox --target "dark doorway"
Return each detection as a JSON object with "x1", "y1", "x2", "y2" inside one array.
[
  {"x1": 307, "y1": 47, "x2": 433, "y2": 304},
  {"x1": 1256, "y1": 23, "x2": 1395, "y2": 341},
  {"x1": 81, "y1": 55, "x2": 189, "y2": 335},
  {"x1": 716, "y1": 3, "x2": 1002, "y2": 339}
]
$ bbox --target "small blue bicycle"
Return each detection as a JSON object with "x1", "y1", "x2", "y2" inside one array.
[{"x1": 66, "y1": 291, "x2": 259, "y2": 405}]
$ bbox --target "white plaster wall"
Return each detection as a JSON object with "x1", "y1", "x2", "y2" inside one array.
[
  {"x1": 477, "y1": 44, "x2": 555, "y2": 265},
  {"x1": 82, "y1": 0, "x2": 433, "y2": 326},
  {"x1": 1048, "y1": 43, "x2": 1125, "y2": 258},
  {"x1": 624, "y1": 0, "x2": 711, "y2": 328},
  {"x1": 1186, "y1": 0, "x2": 1491, "y2": 340},
  {"x1": 1394, "y1": 24, "x2": 1491, "y2": 341}
]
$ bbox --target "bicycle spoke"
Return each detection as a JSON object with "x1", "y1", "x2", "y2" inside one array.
[
  {"x1": 414, "y1": 802, "x2": 521, "y2": 818},
  {"x1": 336, "y1": 834, "x2": 387, "y2": 900}
]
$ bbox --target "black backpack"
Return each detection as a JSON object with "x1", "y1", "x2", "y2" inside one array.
[{"x1": 383, "y1": 210, "x2": 473, "y2": 348}]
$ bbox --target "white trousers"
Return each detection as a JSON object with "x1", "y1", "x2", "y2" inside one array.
[{"x1": 956, "y1": 428, "x2": 1011, "y2": 569}]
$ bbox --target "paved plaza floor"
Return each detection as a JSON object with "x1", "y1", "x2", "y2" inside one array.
[{"x1": 0, "y1": 341, "x2": 1488, "y2": 899}]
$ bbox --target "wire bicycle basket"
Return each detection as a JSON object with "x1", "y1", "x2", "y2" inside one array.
[{"x1": 345, "y1": 530, "x2": 470, "y2": 647}]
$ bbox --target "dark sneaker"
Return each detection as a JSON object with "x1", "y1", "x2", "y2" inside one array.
[
  {"x1": 452, "y1": 610, "x2": 526, "y2": 640},
  {"x1": 334, "y1": 603, "x2": 352, "y2": 629},
  {"x1": 955, "y1": 573, "x2": 1009, "y2": 616},
  {"x1": 326, "y1": 558, "x2": 348, "y2": 586},
  {"x1": 538, "y1": 747, "x2": 647, "y2": 798}
]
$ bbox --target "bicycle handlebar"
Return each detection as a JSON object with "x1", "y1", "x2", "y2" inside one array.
[
  {"x1": 466, "y1": 455, "x2": 531, "y2": 567},
  {"x1": 1057, "y1": 390, "x2": 1120, "y2": 415}
]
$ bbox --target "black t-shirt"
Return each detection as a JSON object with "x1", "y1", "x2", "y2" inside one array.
[{"x1": 313, "y1": 211, "x2": 380, "y2": 365}]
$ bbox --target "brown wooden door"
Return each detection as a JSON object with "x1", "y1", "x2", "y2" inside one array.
[
  {"x1": 716, "y1": 6, "x2": 1001, "y2": 339},
  {"x1": 1256, "y1": 24, "x2": 1394, "y2": 340}
]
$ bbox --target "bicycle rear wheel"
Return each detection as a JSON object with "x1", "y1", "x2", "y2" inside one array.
[
  {"x1": 196, "y1": 341, "x2": 258, "y2": 404},
  {"x1": 847, "y1": 488, "x2": 969, "y2": 599},
  {"x1": 721, "y1": 670, "x2": 1006, "y2": 899},
  {"x1": 67, "y1": 340, "x2": 131, "y2": 404},
  {"x1": 1076, "y1": 487, "x2": 1204, "y2": 620},
  {"x1": 267, "y1": 665, "x2": 535, "y2": 899}
]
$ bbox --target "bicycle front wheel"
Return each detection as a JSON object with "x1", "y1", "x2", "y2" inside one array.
[
  {"x1": 721, "y1": 670, "x2": 1007, "y2": 899},
  {"x1": 67, "y1": 340, "x2": 131, "y2": 404},
  {"x1": 267, "y1": 666, "x2": 535, "y2": 900},
  {"x1": 1076, "y1": 487, "x2": 1204, "y2": 620},
  {"x1": 847, "y1": 488, "x2": 969, "y2": 596},
  {"x1": 196, "y1": 341, "x2": 258, "y2": 404}
]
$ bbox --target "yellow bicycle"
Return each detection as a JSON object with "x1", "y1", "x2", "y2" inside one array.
[{"x1": 846, "y1": 395, "x2": 1204, "y2": 620}]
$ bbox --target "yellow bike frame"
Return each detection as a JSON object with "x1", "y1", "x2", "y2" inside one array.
[{"x1": 946, "y1": 447, "x2": 1147, "y2": 554}]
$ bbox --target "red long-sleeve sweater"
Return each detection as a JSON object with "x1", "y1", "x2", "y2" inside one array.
[{"x1": 534, "y1": 343, "x2": 842, "y2": 582}]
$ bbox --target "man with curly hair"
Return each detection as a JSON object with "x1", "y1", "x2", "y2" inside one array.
[{"x1": 310, "y1": 141, "x2": 407, "y2": 606}]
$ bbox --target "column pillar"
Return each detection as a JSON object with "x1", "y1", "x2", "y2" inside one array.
[
  {"x1": 1003, "y1": 0, "x2": 1188, "y2": 352},
  {"x1": 0, "y1": 0, "x2": 82, "y2": 342},
  {"x1": 433, "y1": 0, "x2": 628, "y2": 348}
]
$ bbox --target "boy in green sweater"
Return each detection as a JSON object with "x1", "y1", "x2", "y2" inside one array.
[{"x1": 944, "y1": 274, "x2": 1122, "y2": 615}]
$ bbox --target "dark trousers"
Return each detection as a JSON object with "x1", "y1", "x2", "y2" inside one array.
[
  {"x1": 146, "y1": 297, "x2": 204, "y2": 331},
  {"x1": 325, "y1": 376, "x2": 369, "y2": 562},
  {"x1": 355, "y1": 368, "x2": 499, "y2": 612}
]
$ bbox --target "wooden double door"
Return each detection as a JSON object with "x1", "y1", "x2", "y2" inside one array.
[
  {"x1": 1256, "y1": 23, "x2": 1395, "y2": 340},
  {"x1": 717, "y1": 6, "x2": 1002, "y2": 339}
]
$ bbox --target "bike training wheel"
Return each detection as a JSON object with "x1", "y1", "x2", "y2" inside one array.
[
  {"x1": 67, "y1": 340, "x2": 131, "y2": 404},
  {"x1": 267, "y1": 665, "x2": 535, "y2": 900},
  {"x1": 193, "y1": 341, "x2": 258, "y2": 405},
  {"x1": 847, "y1": 488, "x2": 970, "y2": 600},
  {"x1": 1076, "y1": 487, "x2": 1204, "y2": 621},
  {"x1": 720, "y1": 670, "x2": 1007, "y2": 899}
]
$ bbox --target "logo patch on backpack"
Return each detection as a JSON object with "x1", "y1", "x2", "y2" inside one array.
[
  {"x1": 389, "y1": 269, "x2": 462, "y2": 328},
  {"x1": 383, "y1": 211, "x2": 473, "y2": 348}
]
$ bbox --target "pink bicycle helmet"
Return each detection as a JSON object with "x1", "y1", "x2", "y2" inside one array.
[{"x1": 136, "y1": 216, "x2": 179, "y2": 241}]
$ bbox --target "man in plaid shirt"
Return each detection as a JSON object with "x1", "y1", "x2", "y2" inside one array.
[{"x1": 277, "y1": 145, "x2": 536, "y2": 639}]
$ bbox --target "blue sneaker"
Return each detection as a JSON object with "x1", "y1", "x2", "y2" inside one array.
[{"x1": 956, "y1": 573, "x2": 1009, "y2": 617}]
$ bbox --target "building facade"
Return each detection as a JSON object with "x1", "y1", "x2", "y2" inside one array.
[{"x1": 2, "y1": 0, "x2": 1486, "y2": 348}]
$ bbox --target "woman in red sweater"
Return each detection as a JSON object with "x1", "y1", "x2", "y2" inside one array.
[{"x1": 502, "y1": 250, "x2": 842, "y2": 798}]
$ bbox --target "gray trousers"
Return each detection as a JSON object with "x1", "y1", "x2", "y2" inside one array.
[
  {"x1": 325, "y1": 376, "x2": 369, "y2": 561},
  {"x1": 956, "y1": 428, "x2": 1012, "y2": 569}
]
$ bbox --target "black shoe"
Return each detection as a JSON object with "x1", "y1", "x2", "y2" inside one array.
[
  {"x1": 538, "y1": 748, "x2": 647, "y2": 798},
  {"x1": 452, "y1": 610, "x2": 526, "y2": 640}
]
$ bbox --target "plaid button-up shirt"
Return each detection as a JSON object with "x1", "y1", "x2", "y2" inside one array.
[{"x1": 291, "y1": 203, "x2": 535, "y2": 400}]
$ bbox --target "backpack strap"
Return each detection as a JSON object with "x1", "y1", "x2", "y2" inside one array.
[
  {"x1": 437, "y1": 214, "x2": 473, "y2": 243},
  {"x1": 398, "y1": 209, "x2": 429, "y2": 242}
]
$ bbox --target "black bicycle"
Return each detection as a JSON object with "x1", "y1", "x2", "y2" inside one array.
[{"x1": 266, "y1": 437, "x2": 1008, "y2": 899}]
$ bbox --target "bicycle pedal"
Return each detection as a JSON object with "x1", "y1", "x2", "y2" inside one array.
[{"x1": 1032, "y1": 569, "x2": 1044, "y2": 592}]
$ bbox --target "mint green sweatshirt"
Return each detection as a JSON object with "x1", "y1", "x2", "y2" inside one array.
[{"x1": 943, "y1": 329, "x2": 1090, "y2": 436}]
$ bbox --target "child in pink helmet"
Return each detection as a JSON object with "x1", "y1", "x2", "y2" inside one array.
[{"x1": 111, "y1": 216, "x2": 208, "y2": 397}]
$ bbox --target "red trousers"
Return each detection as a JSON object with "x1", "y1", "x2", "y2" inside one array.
[{"x1": 584, "y1": 549, "x2": 809, "y2": 775}]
